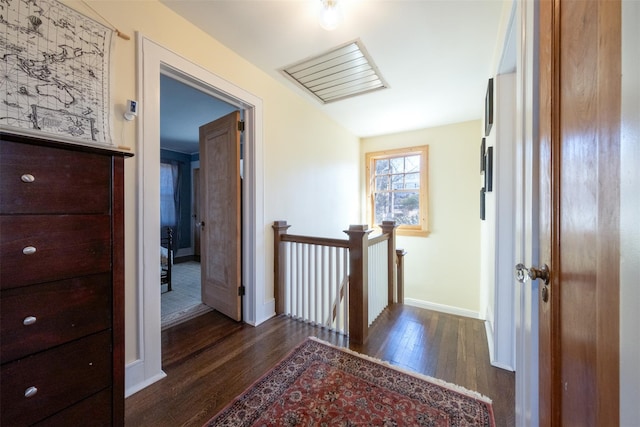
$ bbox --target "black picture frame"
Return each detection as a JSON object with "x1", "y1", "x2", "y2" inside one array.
[
  {"x1": 480, "y1": 187, "x2": 486, "y2": 220},
  {"x1": 480, "y1": 138, "x2": 486, "y2": 173},
  {"x1": 485, "y1": 78, "x2": 494, "y2": 136},
  {"x1": 485, "y1": 146, "x2": 493, "y2": 192}
]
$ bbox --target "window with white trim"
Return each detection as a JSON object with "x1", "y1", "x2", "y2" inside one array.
[{"x1": 366, "y1": 145, "x2": 429, "y2": 236}]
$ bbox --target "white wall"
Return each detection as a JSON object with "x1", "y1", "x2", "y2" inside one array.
[
  {"x1": 480, "y1": 0, "x2": 518, "y2": 372},
  {"x1": 361, "y1": 121, "x2": 482, "y2": 317},
  {"x1": 482, "y1": 73, "x2": 516, "y2": 371},
  {"x1": 63, "y1": 0, "x2": 360, "y2": 369},
  {"x1": 620, "y1": 0, "x2": 640, "y2": 423}
]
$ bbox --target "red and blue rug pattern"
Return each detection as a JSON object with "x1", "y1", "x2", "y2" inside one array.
[{"x1": 205, "y1": 337, "x2": 495, "y2": 426}]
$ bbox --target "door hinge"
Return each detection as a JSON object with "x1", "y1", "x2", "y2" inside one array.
[
  {"x1": 237, "y1": 121, "x2": 245, "y2": 132},
  {"x1": 238, "y1": 285, "x2": 246, "y2": 296}
]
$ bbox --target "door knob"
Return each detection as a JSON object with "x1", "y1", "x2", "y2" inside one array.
[
  {"x1": 515, "y1": 263, "x2": 551, "y2": 302},
  {"x1": 515, "y1": 263, "x2": 550, "y2": 285}
]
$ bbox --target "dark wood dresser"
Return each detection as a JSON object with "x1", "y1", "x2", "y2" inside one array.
[{"x1": 0, "y1": 132, "x2": 131, "y2": 426}]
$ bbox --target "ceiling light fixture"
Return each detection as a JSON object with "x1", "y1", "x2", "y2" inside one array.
[{"x1": 319, "y1": 0, "x2": 341, "y2": 31}]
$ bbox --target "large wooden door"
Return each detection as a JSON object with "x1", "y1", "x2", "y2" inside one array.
[
  {"x1": 538, "y1": 0, "x2": 620, "y2": 424},
  {"x1": 199, "y1": 111, "x2": 242, "y2": 321}
]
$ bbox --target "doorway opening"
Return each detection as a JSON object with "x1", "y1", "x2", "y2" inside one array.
[
  {"x1": 158, "y1": 74, "x2": 240, "y2": 330},
  {"x1": 129, "y1": 36, "x2": 265, "y2": 396}
]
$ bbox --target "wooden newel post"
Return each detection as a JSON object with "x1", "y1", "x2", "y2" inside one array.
[
  {"x1": 345, "y1": 224, "x2": 371, "y2": 344},
  {"x1": 396, "y1": 249, "x2": 407, "y2": 304},
  {"x1": 380, "y1": 221, "x2": 398, "y2": 305},
  {"x1": 272, "y1": 221, "x2": 291, "y2": 315}
]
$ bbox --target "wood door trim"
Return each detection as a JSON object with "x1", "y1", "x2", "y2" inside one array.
[
  {"x1": 539, "y1": 0, "x2": 566, "y2": 423},
  {"x1": 538, "y1": 0, "x2": 556, "y2": 423}
]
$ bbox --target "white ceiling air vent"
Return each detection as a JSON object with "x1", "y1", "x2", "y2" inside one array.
[{"x1": 281, "y1": 40, "x2": 389, "y2": 104}]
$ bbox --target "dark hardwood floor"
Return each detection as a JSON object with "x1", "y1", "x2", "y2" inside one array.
[{"x1": 125, "y1": 304, "x2": 515, "y2": 426}]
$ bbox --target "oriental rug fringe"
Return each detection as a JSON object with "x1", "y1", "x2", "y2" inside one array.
[{"x1": 205, "y1": 337, "x2": 495, "y2": 426}]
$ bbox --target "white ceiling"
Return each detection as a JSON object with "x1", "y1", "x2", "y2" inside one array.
[{"x1": 159, "y1": 0, "x2": 507, "y2": 146}]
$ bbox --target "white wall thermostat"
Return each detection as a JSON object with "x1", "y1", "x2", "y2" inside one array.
[{"x1": 124, "y1": 99, "x2": 138, "y2": 121}]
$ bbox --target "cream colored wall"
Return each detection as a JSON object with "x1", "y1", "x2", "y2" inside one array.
[
  {"x1": 361, "y1": 121, "x2": 482, "y2": 316},
  {"x1": 63, "y1": 0, "x2": 360, "y2": 364},
  {"x1": 267, "y1": 111, "x2": 361, "y2": 239}
]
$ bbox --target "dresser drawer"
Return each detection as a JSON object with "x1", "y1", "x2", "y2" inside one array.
[
  {"x1": 0, "y1": 215, "x2": 111, "y2": 289},
  {"x1": 0, "y1": 331, "x2": 112, "y2": 426},
  {"x1": 33, "y1": 388, "x2": 112, "y2": 427},
  {"x1": 0, "y1": 140, "x2": 111, "y2": 214},
  {"x1": 0, "y1": 273, "x2": 112, "y2": 363}
]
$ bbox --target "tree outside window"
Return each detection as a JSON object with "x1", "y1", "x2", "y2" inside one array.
[{"x1": 366, "y1": 145, "x2": 429, "y2": 236}]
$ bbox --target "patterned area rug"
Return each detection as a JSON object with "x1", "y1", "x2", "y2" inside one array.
[{"x1": 205, "y1": 337, "x2": 495, "y2": 426}]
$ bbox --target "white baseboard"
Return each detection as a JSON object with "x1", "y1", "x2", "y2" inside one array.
[
  {"x1": 254, "y1": 298, "x2": 276, "y2": 326},
  {"x1": 490, "y1": 359, "x2": 515, "y2": 371},
  {"x1": 125, "y1": 359, "x2": 166, "y2": 398},
  {"x1": 484, "y1": 312, "x2": 515, "y2": 371},
  {"x1": 485, "y1": 319, "x2": 496, "y2": 362},
  {"x1": 404, "y1": 298, "x2": 482, "y2": 319}
]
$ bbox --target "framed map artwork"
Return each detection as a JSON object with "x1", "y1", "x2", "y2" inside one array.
[{"x1": 1, "y1": 0, "x2": 113, "y2": 145}]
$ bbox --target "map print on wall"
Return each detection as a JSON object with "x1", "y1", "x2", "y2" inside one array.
[{"x1": 1, "y1": 0, "x2": 113, "y2": 145}]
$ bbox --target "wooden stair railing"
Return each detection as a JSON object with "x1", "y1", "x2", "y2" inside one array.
[{"x1": 273, "y1": 221, "x2": 406, "y2": 344}]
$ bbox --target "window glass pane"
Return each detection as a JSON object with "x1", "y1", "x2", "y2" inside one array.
[
  {"x1": 390, "y1": 191, "x2": 420, "y2": 225},
  {"x1": 160, "y1": 163, "x2": 178, "y2": 227},
  {"x1": 374, "y1": 193, "x2": 392, "y2": 224},
  {"x1": 404, "y1": 172, "x2": 420, "y2": 189},
  {"x1": 390, "y1": 157, "x2": 404, "y2": 173},
  {"x1": 405, "y1": 155, "x2": 420, "y2": 173},
  {"x1": 391, "y1": 173, "x2": 404, "y2": 190},
  {"x1": 375, "y1": 159, "x2": 389, "y2": 175},
  {"x1": 367, "y1": 145, "x2": 428, "y2": 235},
  {"x1": 376, "y1": 176, "x2": 389, "y2": 191}
]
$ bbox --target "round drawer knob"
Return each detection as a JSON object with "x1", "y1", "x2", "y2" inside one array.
[
  {"x1": 24, "y1": 386, "x2": 38, "y2": 398},
  {"x1": 23, "y1": 316, "x2": 37, "y2": 326},
  {"x1": 22, "y1": 246, "x2": 37, "y2": 255},
  {"x1": 21, "y1": 174, "x2": 35, "y2": 183}
]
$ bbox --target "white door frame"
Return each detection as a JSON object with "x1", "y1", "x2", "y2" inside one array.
[
  {"x1": 514, "y1": 0, "x2": 539, "y2": 425},
  {"x1": 125, "y1": 34, "x2": 266, "y2": 396}
]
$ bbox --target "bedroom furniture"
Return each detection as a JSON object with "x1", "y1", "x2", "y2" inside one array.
[
  {"x1": 0, "y1": 132, "x2": 131, "y2": 426},
  {"x1": 161, "y1": 227, "x2": 173, "y2": 293}
]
